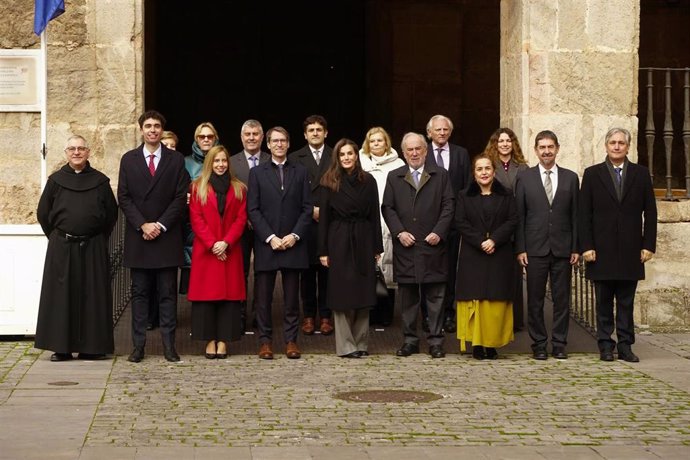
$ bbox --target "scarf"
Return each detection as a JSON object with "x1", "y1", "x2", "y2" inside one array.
[{"x1": 209, "y1": 171, "x2": 230, "y2": 216}]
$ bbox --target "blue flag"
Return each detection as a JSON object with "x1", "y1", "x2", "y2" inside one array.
[{"x1": 34, "y1": 0, "x2": 65, "y2": 36}]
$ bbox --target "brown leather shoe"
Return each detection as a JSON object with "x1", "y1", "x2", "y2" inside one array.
[
  {"x1": 286, "y1": 341, "x2": 301, "y2": 359},
  {"x1": 319, "y1": 318, "x2": 334, "y2": 335},
  {"x1": 301, "y1": 317, "x2": 315, "y2": 335},
  {"x1": 258, "y1": 343, "x2": 273, "y2": 360}
]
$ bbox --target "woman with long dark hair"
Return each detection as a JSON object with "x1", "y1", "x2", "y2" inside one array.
[
  {"x1": 319, "y1": 139, "x2": 383, "y2": 357},
  {"x1": 188, "y1": 145, "x2": 247, "y2": 359}
]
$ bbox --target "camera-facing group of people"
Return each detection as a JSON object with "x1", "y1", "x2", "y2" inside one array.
[{"x1": 34, "y1": 110, "x2": 657, "y2": 365}]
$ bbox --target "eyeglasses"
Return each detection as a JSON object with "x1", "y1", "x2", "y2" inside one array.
[
  {"x1": 270, "y1": 139, "x2": 288, "y2": 144},
  {"x1": 65, "y1": 146, "x2": 89, "y2": 153},
  {"x1": 197, "y1": 134, "x2": 216, "y2": 140}
]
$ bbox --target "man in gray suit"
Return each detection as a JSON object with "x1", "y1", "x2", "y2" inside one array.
[
  {"x1": 230, "y1": 119, "x2": 270, "y2": 331},
  {"x1": 515, "y1": 130, "x2": 579, "y2": 360}
]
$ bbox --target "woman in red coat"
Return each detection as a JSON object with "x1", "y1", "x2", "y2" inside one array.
[{"x1": 188, "y1": 145, "x2": 247, "y2": 359}]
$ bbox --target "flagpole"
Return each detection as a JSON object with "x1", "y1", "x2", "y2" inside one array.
[{"x1": 40, "y1": 28, "x2": 47, "y2": 190}]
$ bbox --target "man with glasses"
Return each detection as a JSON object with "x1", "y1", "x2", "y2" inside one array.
[
  {"x1": 35, "y1": 135, "x2": 118, "y2": 362},
  {"x1": 230, "y1": 119, "x2": 271, "y2": 331},
  {"x1": 247, "y1": 126, "x2": 312, "y2": 359},
  {"x1": 118, "y1": 110, "x2": 190, "y2": 363},
  {"x1": 289, "y1": 115, "x2": 334, "y2": 336}
]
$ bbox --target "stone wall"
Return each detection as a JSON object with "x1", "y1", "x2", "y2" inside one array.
[{"x1": 0, "y1": 0, "x2": 143, "y2": 224}]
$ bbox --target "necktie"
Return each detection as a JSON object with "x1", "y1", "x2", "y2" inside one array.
[
  {"x1": 614, "y1": 167, "x2": 622, "y2": 185},
  {"x1": 314, "y1": 150, "x2": 321, "y2": 165},
  {"x1": 148, "y1": 154, "x2": 156, "y2": 176},
  {"x1": 250, "y1": 156, "x2": 258, "y2": 169},
  {"x1": 413, "y1": 170, "x2": 420, "y2": 188},
  {"x1": 544, "y1": 170, "x2": 553, "y2": 204},
  {"x1": 436, "y1": 148, "x2": 444, "y2": 169},
  {"x1": 278, "y1": 164, "x2": 284, "y2": 190}
]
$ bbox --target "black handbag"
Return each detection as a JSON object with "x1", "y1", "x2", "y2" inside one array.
[{"x1": 375, "y1": 264, "x2": 388, "y2": 299}]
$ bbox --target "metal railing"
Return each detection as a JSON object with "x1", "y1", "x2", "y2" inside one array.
[
  {"x1": 108, "y1": 210, "x2": 130, "y2": 327},
  {"x1": 571, "y1": 261, "x2": 597, "y2": 335},
  {"x1": 639, "y1": 67, "x2": 690, "y2": 199}
]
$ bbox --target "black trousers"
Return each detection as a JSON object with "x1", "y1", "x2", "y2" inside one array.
[
  {"x1": 191, "y1": 300, "x2": 243, "y2": 342},
  {"x1": 595, "y1": 280, "x2": 638, "y2": 352},
  {"x1": 239, "y1": 228, "x2": 258, "y2": 325},
  {"x1": 420, "y1": 231, "x2": 459, "y2": 322},
  {"x1": 300, "y1": 263, "x2": 330, "y2": 319},
  {"x1": 130, "y1": 267, "x2": 178, "y2": 349},
  {"x1": 526, "y1": 254, "x2": 571, "y2": 351},
  {"x1": 255, "y1": 269, "x2": 301, "y2": 344}
]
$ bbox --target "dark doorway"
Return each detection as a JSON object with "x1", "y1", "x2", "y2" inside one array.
[{"x1": 145, "y1": 0, "x2": 499, "y2": 157}]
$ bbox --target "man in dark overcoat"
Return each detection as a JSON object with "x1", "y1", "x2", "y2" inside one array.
[
  {"x1": 289, "y1": 115, "x2": 333, "y2": 336},
  {"x1": 247, "y1": 126, "x2": 312, "y2": 360},
  {"x1": 118, "y1": 110, "x2": 190, "y2": 363},
  {"x1": 515, "y1": 130, "x2": 579, "y2": 360},
  {"x1": 579, "y1": 127, "x2": 657, "y2": 362},
  {"x1": 382, "y1": 132, "x2": 455, "y2": 358},
  {"x1": 424, "y1": 114, "x2": 471, "y2": 333},
  {"x1": 35, "y1": 135, "x2": 118, "y2": 362},
  {"x1": 230, "y1": 119, "x2": 270, "y2": 330}
]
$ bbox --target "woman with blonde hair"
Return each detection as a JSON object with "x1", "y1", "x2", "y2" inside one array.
[
  {"x1": 187, "y1": 145, "x2": 247, "y2": 359},
  {"x1": 359, "y1": 126, "x2": 404, "y2": 326}
]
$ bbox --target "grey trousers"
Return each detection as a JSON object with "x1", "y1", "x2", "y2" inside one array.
[
  {"x1": 399, "y1": 282, "x2": 445, "y2": 347},
  {"x1": 333, "y1": 309, "x2": 369, "y2": 356}
]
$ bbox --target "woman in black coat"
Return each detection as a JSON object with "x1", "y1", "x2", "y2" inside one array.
[
  {"x1": 455, "y1": 154, "x2": 518, "y2": 360},
  {"x1": 319, "y1": 139, "x2": 384, "y2": 358}
]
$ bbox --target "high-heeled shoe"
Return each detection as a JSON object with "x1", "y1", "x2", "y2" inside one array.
[
  {"x1": 205, "y1": 341, "x2": 217, "y2": 359},
  {"x1": 472, "y1": 345, "x2": 486, "y2": 360},
  {"x1": 216, "y1": 341, "x2": 228, "y2": 359}
]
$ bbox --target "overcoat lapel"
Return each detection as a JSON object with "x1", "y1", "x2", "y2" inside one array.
[{"x1": 595, "y1": 163, "x2": 619, "y2": 203}]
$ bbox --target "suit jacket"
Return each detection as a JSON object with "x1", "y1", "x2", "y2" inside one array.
[
  {"x1": 289, "y1": 144, "x2": 332, "y2": 263},
  {"x1": 494, "y1": 158, "x2": 529, "y2": 193},
  {"x1": 579, "y1": 160, "x2": 657, "y2": 281},
  {"x1": 425, "y1": 142, "x2": 471, "y2": 196},
  {"x1": 230, "y1": 150, "x2": 271, "y2": 187},
  {"x1": 247, "y1": 159, "x2": 313, "y2": 272},
  {"x1": 117, "y1": 144, "x2": 190, "y2": 268},
  {"x1": 515, "y1": 165, "x2": 579, "y2": 258},
  {"x1": 381, "y1": 164, "x2": 455, "y2": 284}
]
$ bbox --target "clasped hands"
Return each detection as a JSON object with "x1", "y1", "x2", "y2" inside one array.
[
  {"x1": 270, "y1": 234, "x2": 297, "y2": 251},
  {"x1": 397, "y1": 231, "x2": 440, "y2": 248},
  {"x1": 212, "y1": 241, "x2": 228, "y2": 261},
  {"x1": 141, "y1": 222, "x2": 161, "y2": 240}
]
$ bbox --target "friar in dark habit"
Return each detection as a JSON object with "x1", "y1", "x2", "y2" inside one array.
[{"x1": 35, "y1": 134, "x2": 119, "y2": 362}]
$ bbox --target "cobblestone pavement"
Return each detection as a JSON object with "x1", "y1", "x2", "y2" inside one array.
[
  {"x1": 85, "y1": 351, "x2": 690, "y2": 448},
  {"x1": 2, "y1": 337, "x2": 690, "y2": 459}
]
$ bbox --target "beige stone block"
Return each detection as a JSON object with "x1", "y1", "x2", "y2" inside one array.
[
  {"x1": 500, "y1": 53, "x2": 528, "y2": 117},
  {"x1": 0, "y1": 0, "x2": 39, "y2": 49},
  {"x1": 558, "y1": 0, "x2": 588, "y2": 50},
  {"x1": 91, "y1": 0, "x2": 138, "y2": 45},
  {"x1": 524, "y1": 114, "x2": 583, "y2": 170},
  {"x1": 527, "y1": 0, "x2": 557, "y2": 51},
  {"x1": 500, "y1": 0, "x2": 525, "y2": 56},
  {"x1": 527, "y1": 52, "x2": 550, "y2": 113},
  {"x1": 549, "y1": 51, "x2": 637, "y2": 114},
  {"x1": 658, "y1": 200, "x2": 690, "y2": 223},
  {"x1": 587, "y1": 0, "x2": 639, "y2": 52}
]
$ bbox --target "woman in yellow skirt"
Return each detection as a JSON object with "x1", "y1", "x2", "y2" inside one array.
[{"x1": 454, "y1": 154, "x2": 518, "y2": 359}]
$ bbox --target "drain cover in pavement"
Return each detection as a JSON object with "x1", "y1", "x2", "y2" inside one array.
[
  {"x1": 47, "y1": 381, "x2": 79, "y2": 386},
  {"x1": 334, "y1": 390, "x2": 442, "y2": 403}
]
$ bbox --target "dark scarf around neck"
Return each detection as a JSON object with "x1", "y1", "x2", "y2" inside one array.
[{"x1": 209, "y1": 171, "x2": 231, "y2": 216}]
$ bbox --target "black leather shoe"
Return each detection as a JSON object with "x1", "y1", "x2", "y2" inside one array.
[
  {"x1": 77, "y1": 353, "x2": 106, "y2": 360},
  {"x1": 127, "y1": 347, "x2": 144, "y2": 363},
  {"x1": 443, "y1": 317, "x2": 456, "y2": 333},
  {"x1": 164, "y1": 347, "x2": 181, "y2": 362},
  {"x1": 618, "y1": 348, "x2": 640, "y2": 363},
  {"x1": 600, "y1": 350, "x2": 615, "y2": 361},
  {"x1": 216, "y1": 353, "x2": 228, "y2": 360},
  {"x1": 396, "y1": 343, "x2": 419, "y2": 357},
  {"x1": 205, "y1": 353, "x2": 216, "y2": 359},
  {"x1": 552, "y1": 347, "x2": 567, "y2": 359},
  {"x1": 485, "y1": 347, "x2": 498, "y2": 360},
  {"x1": 472, "y1": 345, "x2": 485, "y2": 360},
  {"x1": 50, "y1": 352, "x2": 73, "y2": 362},
  {"x1": 340, "y1": 351, "x2": 361, "y2": 358},
  {"x1": 429, "y1": 345, "x2": 445, "y2": 358},
  {"x1": 533, "y1": 349, "x2": 548, "y2": 360}
]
